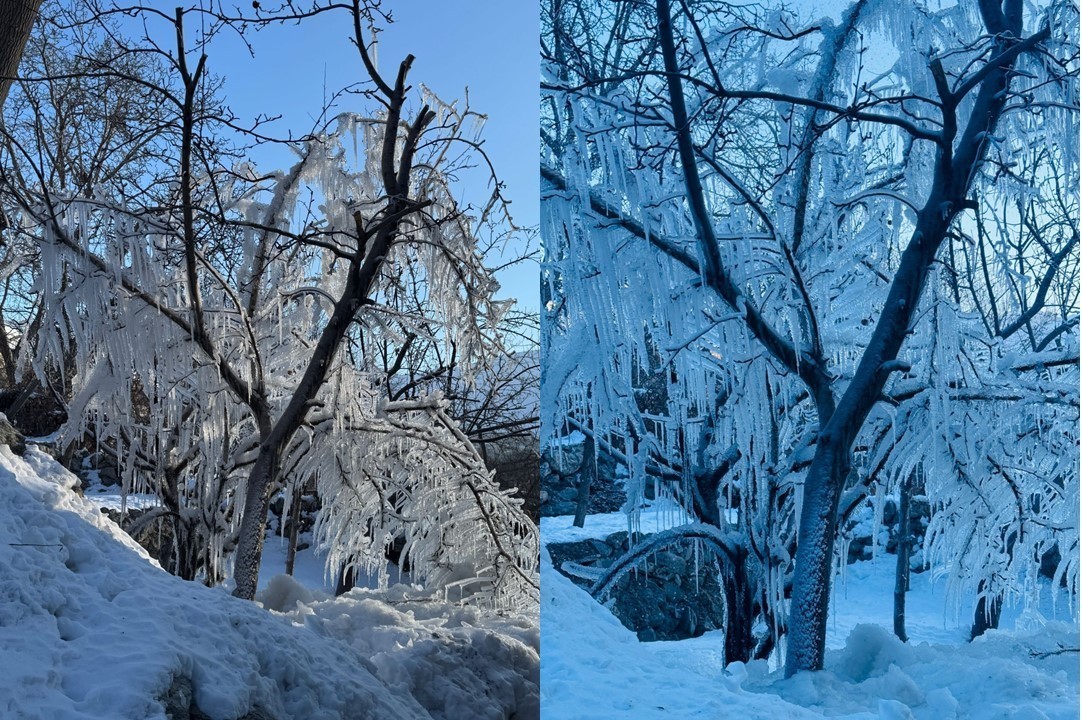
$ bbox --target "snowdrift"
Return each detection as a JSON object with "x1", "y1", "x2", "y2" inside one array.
[
  {"x1": 540, "y1": 546, "x2": 1080, "y2": 719},
  {"x1": 0, "y1": 447, "x2": 538, "y2": 719}
]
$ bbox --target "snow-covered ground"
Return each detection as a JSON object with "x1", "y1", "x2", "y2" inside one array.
[
  {"x1": 0, "y1": 446, "x2": 538, "y2": 719},
  {"x1": 541, "y1": 512, "x2": 1080, "y2": 719}
]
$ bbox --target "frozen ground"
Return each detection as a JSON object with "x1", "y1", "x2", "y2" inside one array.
[
  {"x1": 0, "y1": 446, "x2": 538, "y2": 719},
  {"x1": 541, "y1": 511, "x2": 1080, "y2": 719}
]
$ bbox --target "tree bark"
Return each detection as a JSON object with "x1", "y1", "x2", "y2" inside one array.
[
  {"x1": 231, "y1": 442, "x2": 282, "y2": 600},
  {"x1": 0, "y1": 0, "x2": 42, "y2": 110},
  {"x1": 722, "y1": 552, "x2": 756, "y2": 664},
  {"x1": 970, "y1": 580, "x2": 1002, "y2": 639}
]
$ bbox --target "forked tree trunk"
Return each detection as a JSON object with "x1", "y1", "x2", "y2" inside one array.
[{"x1": 784, "y1": 4, "x2": 1034, "y2": 673}]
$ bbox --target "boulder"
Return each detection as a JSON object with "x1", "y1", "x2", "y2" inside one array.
[{"x1": 0, "y1": 413, "x2": 25, "y2": 456}]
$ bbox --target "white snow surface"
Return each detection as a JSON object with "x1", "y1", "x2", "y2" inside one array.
[
  {"x1": 261, "y1": 575, "x2": 539, "y2": 720},
  {"x1": 0, "y1": 447, "x2": 539, "y2": 719},
  {"x1": 541, "y1": 514, "x2": 1080, "y2": 719}
]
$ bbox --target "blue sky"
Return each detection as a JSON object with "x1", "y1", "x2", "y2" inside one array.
[{"x1": 189, "y1": 1, "x2": 539, "y2": 310}]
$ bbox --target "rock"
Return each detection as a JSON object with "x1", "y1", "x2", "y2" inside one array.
[
  {"x1": 882, "y1": 498, "x2": 898, "y2": 527},
  {"x1": 0, "y1": 413, "x2": 25, "y2": 456},
  {"x1": 97, "y1": 465, "x2": 122, "y2": 487},
  {"x1": 549, "y1": 530, "x2": 726, "y2": 643},
  {"x1": 161, "y1": 675, "x2": 211, "y2": 720},
  {"x1": 546, "y1": 501, "x2": 576, "y2": 516},
  {"x1": 557, "y1": 486, "x2": 578, "y2": 502},
  {"x1": 655, "y1": 551, "x2": 687, "y2": 576},
  {"x1": 587, "y1": 539, "x2": 612, "y2": 558},
  {"x1": 546, "y1": 439, "x2": 585, "y2": 476},
  {"x1": 161, "y1": 674, "x2": 277, "y2": 720},
  {"x1": 540, "y1": 442, "x2": 625, "y2": 517}
]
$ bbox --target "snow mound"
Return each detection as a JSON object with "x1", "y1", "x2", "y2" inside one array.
[
  {"x1": 747, "y1": 621, "x2": 1080, "y2": 719},
  {"x1": 259, "y1": 572, "x2": 316, "y2": 613},
  {"x1": 0, "y1": 447, "x2": 537, "y2": 719},
  {"x1": 266, "y1": 583, "x2": 540, "y2": 720},
  {"x1": 542, "y1": 539, "x2": 1080, "y2": 720},
  {"x1": 540, "y1": 547, "x2": 821, "y2": 719}
]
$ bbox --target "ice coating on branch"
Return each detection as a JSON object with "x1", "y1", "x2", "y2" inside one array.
[
  {"x1": 27, "y1": 96, "x2": 538, "y2": 609},
  {"x1": 542, "y1": 0, "x2": 1079, "y2": 644}
]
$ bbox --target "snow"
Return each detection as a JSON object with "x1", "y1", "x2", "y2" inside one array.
[
  {"x1": 542, "y1": 513, "x2": 1079, "y2": 719},
  {"x1": 80, "y1": 482, "x2": 160, "y2": 513},
  {"x1": 256, "y1": 533, "x2": 409, "y2": 596},
  {"x1": 261, "y1": 575, "x2": 539, "y2": 720},
  {"x1": 0, "y1": 447, "x2": 538, "y2": 719},
  {"x1": 542, "y1": 499, "x2": 696, "y2": 544},
  {"x1": 258, "y1": 536, "x2": 337, "y2": 595}
]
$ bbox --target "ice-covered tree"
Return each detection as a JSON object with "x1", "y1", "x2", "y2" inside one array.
[
  {"x1": 10, "y1": 1, "x2": 538, "y2": 609},
  {"x1": 0, "y1": 2, "x2": 174, "y2": 403},
  {"x1": 542, "y1": 0, "x2": 1077, "y2": 672}
]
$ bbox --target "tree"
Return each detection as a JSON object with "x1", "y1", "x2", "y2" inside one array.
[
  {"x1": 0, "y1": 0, "x2": 43, "y2": 108},
  {"x1": 0, "y1": 3, "x2": 173, "y2": 397},
  {"x1": 12, "y1": 1, "x2": 538, "y2": 607},
  {"x1": 542, "y1": 0, "x2": 1077, "y2": 673}
]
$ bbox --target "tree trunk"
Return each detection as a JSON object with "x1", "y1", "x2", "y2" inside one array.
[
  {"x1": 785, "y1": 435, "x2": 852, "y2": 673},
  {"x1": 573, "y1": 433, "x2": 595, "y2": 528},
  {"x1": 893, "y1": 474, "x2": 912, "y2": 642},
  {"x1": 336, "y1": 565, "x2": 356, "y2": 596},
  {"x1": 784, "y1": 11, "x2": 1029, "y2": 671},
  {"x1": 722, "y1": 552, "x2": 756, "y2": 664},
  {"x1": 284, "y1": 488, "x2": 302, "y2": 576},
  {"x1": 175, "y1": 519, "x2": 200, "y2": 582},
  {"x1": 0, "y1": 0, "x2": 42, "y2": 109},
  {"x1": 970, "y1": 580, "x2": 1002, "y2": 639},
  {"x1": 231, "y1": 445, "x2": 281, "y2": 599}
]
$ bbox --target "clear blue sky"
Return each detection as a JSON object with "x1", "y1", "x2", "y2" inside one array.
[{"x1": 183, "y1": 1, "x2": 539, "y2": 310}]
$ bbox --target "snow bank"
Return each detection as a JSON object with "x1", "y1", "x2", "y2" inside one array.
[
  {"x1": 0, "y1": 447, "x2": 538, "y2": 719},
  {"x1": 541, "y1": 524, "x2": 1079, "y2": 719},
  {"x1": 540, "y1": 548, "x2": 820, "y2": 719},
  {"x1": 745, "y1": 621, "x2": 1080, "y2": 720},
  {"x1": 262, "y1": 574, "x2": 539, "y2": 720}
]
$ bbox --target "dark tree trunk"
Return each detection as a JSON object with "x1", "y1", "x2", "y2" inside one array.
[
  {"x1": 970, "y1": 581, "x2": 1002, "y2": 639},
  {"x1": 336, "y1": 565, "x2": 356, "y2": 596},
  {"x1": 231, "y1": 445, "x2": 281, "y2": 600},
  {"x1": 285, "y1": 489, "x2": 302, "y2": 577},
  {"x1": 573, "y1": 433, "x2": 596, "y2": 528},
  {"x1": 175, "y1": 520, "x2": 200, "y2": 582},
  {"x1": 0, "y1": 0, "x2": 42, "y2": 109},
  {"x1": 721, "y1": 551, "x2": 756, "y2": 663},
  {"x1": 894, "y1": 474, "x2": 912, "y2": 642}
]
